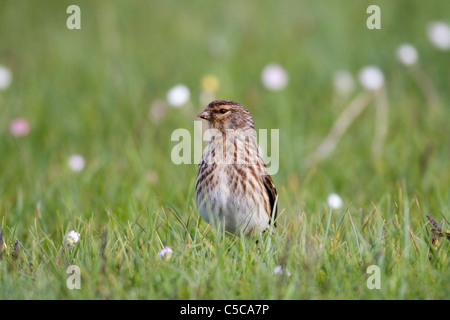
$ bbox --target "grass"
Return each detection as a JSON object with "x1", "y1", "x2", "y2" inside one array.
[
  {"x1": 0, "y1": 0, "x2": 449, "y2": 299},
  {"x1": 1, "y1": 191, "x2": 449, "y2": 299}
]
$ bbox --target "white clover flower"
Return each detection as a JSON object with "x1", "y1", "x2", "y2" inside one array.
[
  {"x1": 427, "y1": 21, "x2": 450, "y2": 50},
  {"x1": 0, "y1": 66, "x2": 12, "y2": 90},
  {"x1": 64, "y1": 230, "x2": 80, "y2": 247},
  {"x1": 358, "y1": 66, "x2": 384, "y2": 91},
  {"x1": 396, "y1": 44, "x2": 418, "y2": 66},
  {"x1": 158, "y1": 246, "x2": 173, "y2": 260},
  {"x1": 327, "y1": 193, "x2": 343, "y2": 210},
  {"x1": 333, "y1": 70, "x2": 355, "y2": 95},
  {"x1": 166, "y1": 84, "x2": 190, "y2": 107},
  {"x1": 261, "y1": 64, "x2": 288, "y2": 91},
  {"x1": 273, "y1": 265, "x2": 291, "y2": 277},
  {"x1": 273, "y1": 265, "x2": 283, "y2": 275},
  {"x1": 9, "y1": 118, "x2": 30, "y2": 137},
  {"x1": 68, "y1": 154, "x2": 85, "y2": 172}
]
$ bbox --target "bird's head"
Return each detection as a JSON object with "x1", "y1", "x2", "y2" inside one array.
[{"x1": 197, "y1": 100, "x2": 255, "y2": 132}]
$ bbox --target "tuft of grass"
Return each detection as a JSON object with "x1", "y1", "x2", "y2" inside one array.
[{"x1": 0, "y1": 188, "x2": 449, "y2": 299}]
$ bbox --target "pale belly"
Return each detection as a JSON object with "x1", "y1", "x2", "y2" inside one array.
[{"x1": 197, "y1": 179, "x2": 270, "y2": 235}]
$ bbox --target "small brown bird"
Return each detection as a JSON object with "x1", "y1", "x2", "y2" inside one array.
[{"x1": 195, "y1": 100, "x2": 278, "y2": 235}]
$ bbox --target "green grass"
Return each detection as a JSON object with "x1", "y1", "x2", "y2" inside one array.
[{"x1": 0, "y1": 0, "x2": 449, "y2": 299}]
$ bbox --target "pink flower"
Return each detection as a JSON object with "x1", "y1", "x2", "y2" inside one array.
[
  {"x1": 261, "y1": 64, "x2": 289, "y2": 91},
  {"x1": 67, "y1": 154, "x2": 85, "y2": 172},
  {"x1": 9, "y1": 118, "x2": 30, "y2": 137}
]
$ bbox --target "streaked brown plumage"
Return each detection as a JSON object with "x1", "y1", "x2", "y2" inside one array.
[{"x1": 195, "y1": 100, "x2": 278, "y2": 235}]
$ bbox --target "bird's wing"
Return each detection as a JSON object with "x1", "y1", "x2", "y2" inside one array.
[{"x1": 262, "y1": 174, "x2": 278, "y2": 226}]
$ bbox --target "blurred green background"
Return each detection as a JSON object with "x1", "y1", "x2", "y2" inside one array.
[
  {"x1": 2, "y1": 0, "x2": 449, "y2": 222},
  {"x1": 0, "y1": 0, "x2": 449, "y2": 299}
]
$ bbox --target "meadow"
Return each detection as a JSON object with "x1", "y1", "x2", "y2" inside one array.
[{"x1": 0, "y1": 0, "x2": 449, "y2": 299}]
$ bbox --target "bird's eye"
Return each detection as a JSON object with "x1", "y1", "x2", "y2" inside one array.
[{"x1": 219, "y1": 109, "x2": 228, "y2": 114}]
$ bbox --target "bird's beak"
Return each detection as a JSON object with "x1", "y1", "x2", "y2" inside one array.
[{"x1": 197, "y1": 110, "x2": 210, "y2": 120}]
